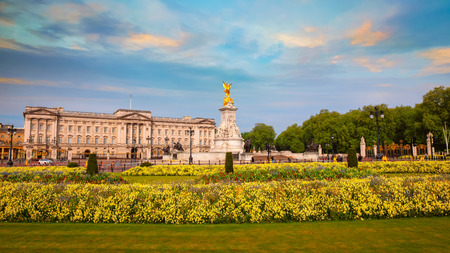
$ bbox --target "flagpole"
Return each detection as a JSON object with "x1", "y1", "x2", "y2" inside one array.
[{"x1": 130, "y1": 92, "x2": 132, "y2": 110}]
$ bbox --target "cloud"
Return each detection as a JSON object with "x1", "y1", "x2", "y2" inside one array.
[
  {"x1": 277, "y1": 26, "x2": 326, "y2": 48},
  {"x1": 0, "y1": 16, "x2": 14, "y2": 26},
  {"x1": 45, "y1": 3, "x2": 104, "y2": 24},
  {"x1": 378, "y1": 83, "x2": 392, "y2": 87},
  {"x1": 72, "y1": 44, "x2": 87, "y2": 51},
  {"x1": 331, "y1": 55, "x2": 344, "y2": 64},
  {"x1": 350, "y1": 21, "x2": 388, "y2": 46},
  {"x1": 418, "y1": 47, "x2": 450, "y2": 75},
  {"x1": 354, "y1": 57, "x2": 395, "y2": 72},
  {"x1": 111, "y1": 33, "x2": 183, "y2": 50},
  {"x1": 0, "y1": 77, "x2": 59, "y2": 86},
  {"x1": 0, "y1": 38, "x2": 22, "y2": 51}
]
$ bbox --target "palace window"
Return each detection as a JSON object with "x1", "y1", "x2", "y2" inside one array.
[
  {"x1": 47, "y1": 125, "x2": 51, "y2": 131},
  {"x1": 185, "y1": 140, "x2": 187, "y2": 145},
  {"x1": 69, "y1": 126, "x2": 73, "y2": 132},
  {"x1": 39, "y1": 124, "x2": 43, "y2": 131},
  {"x1": 59, "y1": 126, "x2": 63, "y2": 132},
  {"x1": 87, "y1": 126, "x2": 91, "y2": 133},
  {"x1": 103, "y1": 137, "x2": 107, "y2": 144},
  {"x1": 31, "y1": 124, "x2": 35, "y2": 130},
  {"x1": 178, "y1": 130, "x2": 181, "y2": 135},
  {"x1": 139, "y1": 139, "x2": 142, "y2": 144},
  {"x1": 185, "y1": 130, "x2": 189, "y2": 136},
  {"x1": 158, "y1": 139, "x2": 161, "y2": 145},
  {"x1": 38, "y1": 136, "x2": 42, "y2": 143},
  {"x1": 77, "y1": 137, "x2": 81, "y2": 144},
  {"x1": 139, "y1": 129, "x2": 142, "y2": 134},
  {"x1": 126, "y1": 139, "x2": 129, "y2": 144},
  {"x1": 78, "y1": 126, "x2": 82, "y2": 132},
  {"x1": 86, "y1": 137, "x2": 90, "y2": 144},
  {"x1": 96, "y1": 127, "x2": 99, "y2": 133},
  {"x1": 46, "y1": 137, "x2": 50, "y2": 143},
  {"x1": 199, "y1": 131, "x2": 202, "y2": 137},
  {"x1": 172, "y1": 130, "x2": 175, "y2": 135},
  {"x1": 112, "y1": 127, "x2": 115, "y2": 133},
  {"x1": 112, "y1": 138, "x2": 116, "y2": 144},
  {"x1": 58, "y1": 137, "x2": 62, "y2": 144},
  {"x1": 30, "y1": 136, "x2": 34, "y2": 143},
  {"x1": 104, "y1": 127, "x2": 107, "y2": 133},
  {"x1": 165, "y1": 129, "x2": 168, "y2": 135},
  {"x1": 95, "y1": 137, "x2": 98, "y2": 144},
  {"x1": 158, "y1": 129, "x2": 161, "y2": 135},
  {"x1": 68, "y1": 137, "x2": 72, "y2": 144}
]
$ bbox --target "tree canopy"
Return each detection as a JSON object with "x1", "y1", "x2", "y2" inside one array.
[{"x1": 245, "y1": 86, "x2": 449, "y2": 153}]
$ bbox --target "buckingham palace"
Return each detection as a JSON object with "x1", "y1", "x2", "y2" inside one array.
[{"x1": 22, "y1": 106, "x2": 216, "y2": 161}]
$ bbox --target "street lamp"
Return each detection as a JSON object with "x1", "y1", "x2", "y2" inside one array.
[
  {"x1": 6, "y1": 125, "x2": 17, "y2": 167},
  {"x1": 370, "y1": 106, "x2": 384, "y2": 159},
  {"x1": 331, "y1": 134, "x2": 335, "y2": 158},
  {"x1": 188, "y1": 127, "x2": 194, "y2": 165}
]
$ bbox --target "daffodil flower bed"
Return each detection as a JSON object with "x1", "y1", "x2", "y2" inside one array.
[
  {"x1": 1, "y1": 172, "x2": 127, "y2": 184},
  {"x1": 0, "y1": 166, "x2": 86, "y2": 174},
  {"x1": 123, "y1": 161, "x2": 450, "y2": 176},
  {"x1": 1, "y1": 175, "x2": 448, "y2": 223},
  {"x1": 195, "y1": 167, "x2": 377, "y2": 184}
]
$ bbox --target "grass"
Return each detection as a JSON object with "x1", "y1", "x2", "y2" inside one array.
[{"x1": 0, "y1": 217, "x2": 449, "y2": 252}]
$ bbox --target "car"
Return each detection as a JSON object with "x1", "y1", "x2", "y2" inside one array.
[{"x1": 38, "y1": 158, "x2": 53, "y2": 165}]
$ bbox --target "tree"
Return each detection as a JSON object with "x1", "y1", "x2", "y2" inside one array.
[
  {"x1": 347, "y1": 148, "x2": 358, "y2": 168},
  {"x1": 275, "y1": 124, "x2": 305, "y2": 152},
  {"x1": 86, "y1": 153, "x2": 98, "y2": 176},
  {"x1": 225, "y1": 152, "x2": 233, "y2": 173},
  {"x1": 247, "y1": 123, "x2": 276, "y2": 150},
  {"x1": 241, "y1": 131, "x2": 251, "y2": 141}
]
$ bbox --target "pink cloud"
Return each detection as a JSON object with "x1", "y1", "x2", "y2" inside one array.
[
  {"x1": 45, "y1": 3, "x2": 104, "y2": 24},
  {"x1": 354, "y1": 57, "x2": 395, "y2": 72},
  {"x1": 418, "y1": 48, "x2": 450, "y2": 75},
  {"x1": 277, "y1": 26, "x2": 326, "y2": 48},
  {"x1": 350, "y1": 21, "x2": 388, "y2": 46},
  {"x1": 110, "y1": 33, "x2": 184, "y2": 50},
  {"x1": 0, "y1": 38, "x2": 22, "y2": 51}
]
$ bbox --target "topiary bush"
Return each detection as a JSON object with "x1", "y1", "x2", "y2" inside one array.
[
  {"x1": 67, "y1": 162, "x2": 79, "y2": 168},
  {"x1": 140, "y1": 162, "x2": 152, "y2": 167},
  {"x1": 347, "y1": 148, "x2": 358, "y2": 168},
  {"x1": 225, "y1": 152, "x2": 234, "y2": 173},
  {"x1": 86, "y1": 154, "x2": 98, "y2": 176}
]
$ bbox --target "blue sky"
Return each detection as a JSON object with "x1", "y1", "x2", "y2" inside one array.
[{"x1": 0, "y1": 0, "x2": 449, "y2": 134}]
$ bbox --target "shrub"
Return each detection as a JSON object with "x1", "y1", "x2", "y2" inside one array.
[
  {"x1": 348, "y1": 148, "x2": 358, "y2": 168},
  {"x1": 225, "y1": 152, "x2": 234, "y2": 173},
  {"x1": 140, "y1": 162, "x2": 152, "y2": 167},
  {"x1": 86, "y1": 154, "x2": 98, "y2": 176},
  {"x1": 67, "y1": 162, "x2": 79, "y2": 168}
]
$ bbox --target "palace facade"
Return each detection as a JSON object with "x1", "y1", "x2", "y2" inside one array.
[
  {"x1": 0, "y1": 123, "x2": 25, "y2": 161},
  {"x1": 23, "y1": 106, "x2": 216, "y2": 161}
]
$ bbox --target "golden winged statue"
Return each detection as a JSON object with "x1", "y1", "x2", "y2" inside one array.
[{"x1": 223, "y1": 81, "x2": 234, "y2": 106}]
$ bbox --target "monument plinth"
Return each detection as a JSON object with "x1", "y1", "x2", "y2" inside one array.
[{"x1": 211, "y1": 82, "x2": 244, "y2": 153}]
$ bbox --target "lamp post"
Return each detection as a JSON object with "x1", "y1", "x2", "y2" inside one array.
[
  {"x1": 189, "y1": 127, "x2": 194, "y2": 165},
  {"x1": 370, "y1": 106, "x2": 384, "y2": 160},
  {"x1": 331, "y1": 134, "x2": 335, "y2": 159},
  {"x1": 6, "y1": 125, "x2": 17, "y2": 167}
]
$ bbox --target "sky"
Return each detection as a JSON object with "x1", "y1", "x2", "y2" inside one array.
[{"x1": 0, "y1": 0, "x2": 449, "y2": 135}]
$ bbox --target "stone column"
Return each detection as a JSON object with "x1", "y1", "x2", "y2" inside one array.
[
  {"x1": 318, "y1": 145, "x2": 322, "y2": 156},
  {"x1": 412, "y1": 145, "x2": 417, "y2": 157},
  {"x1": 1, "y1": 147, "x2": 4, "y2": 159},
  {"x1": 360, "y1": 137, "x2": 366, "y2": 157},
  {"x1": 373, "y1": 145, "x2": 377, "y2": 157},
  {"x1": 427, "y1": 132, "x2": 433, "y2": 156}
]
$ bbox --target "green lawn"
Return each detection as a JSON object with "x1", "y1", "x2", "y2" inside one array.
[{"x1": 1, "y1": 217, "x2": 449, "y2": 252}]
